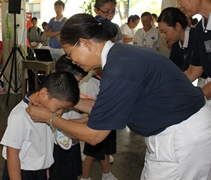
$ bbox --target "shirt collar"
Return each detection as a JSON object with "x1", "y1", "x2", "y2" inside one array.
[
  {"x1": 179, "y1": 26, "x2": 190, "y2": 49},
  {"x1": 142, "y1": 26, "x2": 153, "y2": 34},
  {"x1": 101, "y1": 40, "x2": 114, "y2": 69},
  {"x1": 202, "y1": 12, "x2": 211, "y2": 32},
  {"x1": 54, "y1": 16, "x2": 64, "y2": 22}
]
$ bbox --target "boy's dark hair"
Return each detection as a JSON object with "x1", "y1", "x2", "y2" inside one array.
[
  {"x1": 31, "y1": 17, "x2": 37, "y2": 21},
  {"x1": 56, "y1": 54, "x2": 88, "y2": 77},
  {"x1": 127, "y1": 15, "x2": 140, "y2": 23},
  {"x1": 42, "y1": 22, "x2": 48, "y2": 26},
  {"x1": 141, "y1": 12, "x2": 152, "y2": 19},
  {"x1": 54, "y1": 0, "x2": 65, "y2": 8},
  {"x1": 157, "y1": 7, "x2": 188, "y2": 29},
  {"x1": 94, "y1": 0, "x2": 117, "y2": 9},
  {"x1": 38, "y1": 71, "x2": 80, "y2": 105}
]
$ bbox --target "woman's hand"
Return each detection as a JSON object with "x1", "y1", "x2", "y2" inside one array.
[{"x1": 26, "y1": 102, "x2": 51, "y2": 124}]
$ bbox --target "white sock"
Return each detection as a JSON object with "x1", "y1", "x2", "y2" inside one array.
[
  {"x1": 102, "y1": 172, "x2": 112, "y2": 178},
  {"x1": 80, "y1": 178, "x2": 91, "y2": 180}
]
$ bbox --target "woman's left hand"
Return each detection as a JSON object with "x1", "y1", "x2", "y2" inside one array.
[{"x1": 26, "y1": 102, "x2": 51, "y2": 124}]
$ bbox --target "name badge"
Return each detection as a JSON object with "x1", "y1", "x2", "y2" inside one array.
[{"x1": 204, "y1": 40, "x2": 211, "y2": 52}]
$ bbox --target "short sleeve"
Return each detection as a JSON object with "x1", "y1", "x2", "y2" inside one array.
[
  {"x1": 1, "y1": 113, "x2": 26, "y2": 149},
  {"x1": 47, "y1": 18, "x2": 53, "y2": 31},
  {"x1": 133, "y1": 29, "x2": 141, "y2": 43},
  {"x1": 120, "y1": 24, "x2": 127, "y2": 35},
  {"x1": 87, "y1": 77, "x2": 143, "y2": 130}
]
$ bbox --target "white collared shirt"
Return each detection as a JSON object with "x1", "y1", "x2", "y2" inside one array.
[
  {"x1": 54, "y1": 16, "x2": 65, "y2": 22},
  {"x1": 202, "y1": 12, "x2": 211, "y2": 32},
  {"x1": 101, "y1": 40, "x2": 115, "y2": 69},
  {"x1": 179, "y1": 26, "x2": 190, "y2": 49},
  {"x1": 133, "y1": 26, "x2": 159, "y2": 50}
]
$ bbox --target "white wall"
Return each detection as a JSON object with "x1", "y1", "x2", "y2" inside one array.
[
  {"x1": 40, "y1": 0, "x2": 85, "y2": 24},
  {"x1": 161, "y1": 0, "x2": 177, "y2": 10}
]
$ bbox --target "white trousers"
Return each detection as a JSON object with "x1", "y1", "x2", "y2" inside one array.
[{"x1": 141, "y1": 103, "x2": 211, "y2": 180}]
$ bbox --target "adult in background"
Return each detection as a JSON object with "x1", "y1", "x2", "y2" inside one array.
[
  {"x1": 133, "y1": 12, "x2": 159, "y2": 51},
  {"x1": 94, "y1": 0, "x2": 122, "y2": 43},
  {"x1": 120, "y1": 15, "x2": 140, "y2": 44},
  {"x1": 26, "y1": 13, "x2": 211, "y2": 180},
  {"x1": 158, "y1": 7, "x2": 207, "y2": 86},
  {"x1": 157, "y1": 7, "x2": 195, "y2": 71},
  {"x1": 46, "y1": 0, "x2": 67, "y2": 60},
  {"x1": 177, "y1": 0, "x2": 211, "y2": 97}
]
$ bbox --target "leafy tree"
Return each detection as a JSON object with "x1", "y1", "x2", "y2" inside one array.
[{"x1": 79, "y1": 0, "x2": 95, "y2": 15}]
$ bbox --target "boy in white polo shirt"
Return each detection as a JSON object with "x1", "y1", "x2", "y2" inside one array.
[{"x1": 1, "y1": 71, "x2": 79, "y2": 180}]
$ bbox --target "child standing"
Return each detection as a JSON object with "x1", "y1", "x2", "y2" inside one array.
[
  {"x1": 1, "y1": 71, "x2": 80, "y2": 180},
  {"x1": 49, "y1": 54, "x2": 88, "y2": 180},
  {"x1": 81, "y1": 67, "x2": 117, "y2": 180}
]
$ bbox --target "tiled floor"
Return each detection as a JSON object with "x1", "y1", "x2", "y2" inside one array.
[{"x1": 0, "y1": 93, "x2": 146, "y2": 180}]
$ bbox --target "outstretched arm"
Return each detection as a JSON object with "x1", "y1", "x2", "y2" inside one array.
[
  {"x1": 74, "y1": 98, "x2": 95, "y2": 115},
  {"x1": 26, "y1": 102, "x2": 110, "y2": 145},
  {"x1": 184, "y1": 65, "x2": 203, "y2": 82}
]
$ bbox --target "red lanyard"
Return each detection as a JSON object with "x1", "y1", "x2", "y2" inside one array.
[{"x1": 80, "y1": 93, "x2": 95, "y2": 100}]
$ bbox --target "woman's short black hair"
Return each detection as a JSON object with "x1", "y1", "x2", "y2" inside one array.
[
  {"x1": 94, "y1": 0, "x2": 117, "y2": 8},
  {"x1": 127, "y1": 15, "x2": 140, "y2": 23},
  {"x1": 60, "y1": 13, "x2": 117, "y2": 45},
  {"x1": 157, "y1": 7, "x2": 188, "y2": 29}
]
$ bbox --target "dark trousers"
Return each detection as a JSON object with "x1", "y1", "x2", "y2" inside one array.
[{"x1": 2, "y1": 161, "x2": 47, "y2": 180}]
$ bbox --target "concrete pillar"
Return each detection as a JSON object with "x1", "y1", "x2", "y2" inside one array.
[{"x1": 1, "y1": 0, "x2": 26, "y2": 93}]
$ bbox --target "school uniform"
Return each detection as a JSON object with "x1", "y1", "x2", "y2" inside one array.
[
  {"x1": 49, "y1": 108, "x2": 82, "y2": 180},
  {"x1": 27, "y1": 26, "x2": 42, "y2": 48},
  {"x1": 84, "y1": 75, "x2": 116, "y2": 160},
  {"x1": 47, "y1": 16, "x2": 67, "y2": 60},
  {"x1": 1, "y1": 95, "x2": 54, "y2": 180},
  {"x1": 87, "y1": 41, "x2": 211, "y2": 180}
]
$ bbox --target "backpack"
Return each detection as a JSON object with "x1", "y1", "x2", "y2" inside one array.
[{"x1": 28, "y1": 27, "x2": 42, "y2": 35}]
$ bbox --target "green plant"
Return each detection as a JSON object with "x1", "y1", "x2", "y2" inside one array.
[{"x1": 79, "y1": 0, "x2": 95, "y2": 15}]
